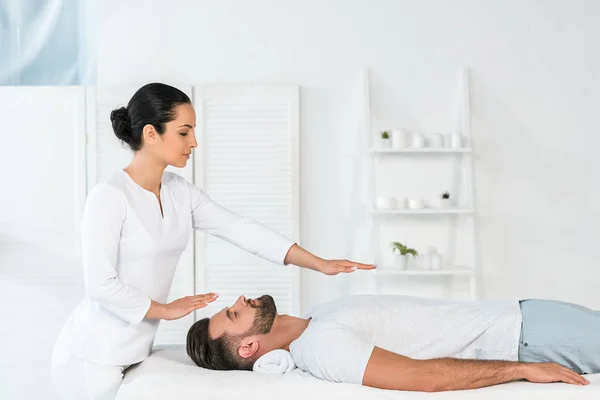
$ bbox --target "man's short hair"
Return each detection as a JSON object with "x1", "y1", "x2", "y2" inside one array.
[{"x1": 186, "y1": 318, "x2": 254, "y2": 371}]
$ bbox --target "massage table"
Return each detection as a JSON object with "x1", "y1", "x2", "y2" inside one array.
[{"x1": 117, "y1": 346, "x2": 600, "y2": 399}]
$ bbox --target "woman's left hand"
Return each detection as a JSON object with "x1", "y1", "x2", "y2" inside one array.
[{"x1": 316, "y1": 259, "x2": 376, "y2": 275}]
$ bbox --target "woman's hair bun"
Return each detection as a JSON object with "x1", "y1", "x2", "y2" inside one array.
[
  {"x1": 109, "y1": 83, "x2": 191, "y2": 152},
  {"x1": 110, "y1": 107, "x2": 133, "y2": 144}
]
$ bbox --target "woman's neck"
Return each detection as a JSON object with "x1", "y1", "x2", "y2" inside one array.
[{"x1": 124, "y1": 151, "x2": 166, "y2": 194}]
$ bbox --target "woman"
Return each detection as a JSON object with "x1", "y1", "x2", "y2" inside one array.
[{"x1": 51, "y1": 83, "x2": 375, "y2": 400}]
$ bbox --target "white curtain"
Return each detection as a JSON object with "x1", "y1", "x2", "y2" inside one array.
[{"x1": 0, "y1": 0, "x2": 94, "y2": 85}]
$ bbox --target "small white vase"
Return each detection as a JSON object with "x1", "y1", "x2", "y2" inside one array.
[
  {"x1": 412, "y1": 133, "x2": 425, "y2": 148},
  {"x1": 429, "y1": 134, "x2": 444, "y2": 148},
  {"x1": 394, "y1": 254, "x2": 408, "y2": 270},
  {"x1": 396, "y1": 197, "x2": 407, "y2": 209},
  {"x1": 431, "y1": 253, "x2": 443, "y2": 270},
  {"x1": 391, "y1": 129, "x2": 407, "y2": 148},
  {"x1": 419, "y1": 253, "x2": 432, "y2": 270},
  {"x1": 381, "y1": 138, "x2": 391, "y2": 148},
  {"x1": 450, "y1": 134, "x2": 463, "y2": 149}
]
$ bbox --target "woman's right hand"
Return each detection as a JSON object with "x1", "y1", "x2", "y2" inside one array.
[{"x1": 155, "y1": 293, "x2": 219, "y2": 321}]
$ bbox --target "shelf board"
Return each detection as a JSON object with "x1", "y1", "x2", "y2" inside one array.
[
  {"x1": 369, "y1": 148, "x2": 472, "y2": 154},
  {"x1": 369, "y1": 208, "x2": 473, "y2": 215},
  {"x1": 375, "y1": 266, "x2": 475, "y2": 276}
]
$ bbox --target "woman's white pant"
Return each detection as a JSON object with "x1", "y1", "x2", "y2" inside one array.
[{"x1": 51, "y1": 336, "x2": 129, "y2": 400}]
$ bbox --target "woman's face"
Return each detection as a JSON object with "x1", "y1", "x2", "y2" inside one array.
[{"x1": 151, "y1": 103, "x2": 198, "y2": 168}]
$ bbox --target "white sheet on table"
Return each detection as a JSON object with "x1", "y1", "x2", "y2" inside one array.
[{"x1": 117, "y1": 347, "x2": 600, "y2": 400}]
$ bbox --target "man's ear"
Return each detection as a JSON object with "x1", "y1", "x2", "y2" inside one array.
[
  {"x1": 142, "y1": 124, "x2": 159, "y2": 146},
  {"x1": 238, "y1": 336, "x2": 260, "y2": 359}
]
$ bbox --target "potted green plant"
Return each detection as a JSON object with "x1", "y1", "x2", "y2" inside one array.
[
  {"x1": 391, "y1": 241, "x2": 418, "y2": 270},
  {"x1": 439, "y1": 191, "x2": 452, "y2": 208},
  {"x1": 380, "y1": 131, "x2": 391, "y2": 148}
]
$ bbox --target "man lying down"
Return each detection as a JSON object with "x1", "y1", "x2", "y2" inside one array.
[{"x1": 186, "y1": 294, "x2": 596, "y2": 392}]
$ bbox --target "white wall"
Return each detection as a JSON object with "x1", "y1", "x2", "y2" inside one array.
[{"x1": 93, "y1": 0, "x2": 600, "y2": 311}]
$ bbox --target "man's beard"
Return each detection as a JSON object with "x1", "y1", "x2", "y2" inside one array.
[{"x1": 247, "y1": 294, "x2": 277, "y2": 335}]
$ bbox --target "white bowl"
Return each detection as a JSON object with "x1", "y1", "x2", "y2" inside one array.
[
  {"x1": 408, "y1": 199, "x2": 425, "y2": 209},
  {"x1": 376, "y1": 196, "x2": 397, "y2": 209}
]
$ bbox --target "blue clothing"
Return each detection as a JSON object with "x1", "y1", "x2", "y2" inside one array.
[{"x1": 519, "y1": 299, "x2": 600, "y2": 374}]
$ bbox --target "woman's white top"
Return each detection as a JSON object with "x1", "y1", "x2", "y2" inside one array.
[{"x1": 59, "y1": 170, "x2": 295, "y2": 365}]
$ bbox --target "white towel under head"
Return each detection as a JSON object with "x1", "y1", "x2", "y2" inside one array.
[{"x1": 252, "y1": 349, "x2": 296, "y2": 374}]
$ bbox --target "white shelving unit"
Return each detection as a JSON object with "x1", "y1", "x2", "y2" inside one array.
[
  {"x1": 362, "y1": 67, "x2": 479, "y2": 300},
  {"x1": 369, "y1": 148, "x2": 472, "y2": 154},
  {"x1": 369, "y1": 208, "x2": 474, "y2": 215},
  {"x1": 375, "y1": 266, "x2": 475, "y2": 276}
]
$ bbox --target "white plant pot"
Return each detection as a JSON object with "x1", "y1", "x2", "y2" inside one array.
[
  {"x1": 394, "y1": 254, "x2": 408, "y2": 270},
  {"x1": 391, "y1": 129, "x2": 407, "y2": 148},
  {"x1": 439, "y1": 198, "x2": 453, "y2": 208},
  {"x1": 380, "y1": 138, "x2": 391, "y2": 148}
]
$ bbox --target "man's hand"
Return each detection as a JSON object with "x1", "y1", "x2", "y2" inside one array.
[
  {"x1": 363, "y1": 347, "x2": 590, "y2": 393},
  {"x1": 521, "y1": 362, "x2": 589, "y2": 385}
]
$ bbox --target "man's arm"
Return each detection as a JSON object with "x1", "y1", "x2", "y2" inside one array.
[{"x1": 363, "y1": 347, "x2": 589, "y2": 392}]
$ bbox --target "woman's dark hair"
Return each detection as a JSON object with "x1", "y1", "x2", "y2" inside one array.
[
  {"x1": 110, "y1": 83, "x2": 191, "y2": 151},
  {"x1": 186, "y1": 318, "x2": 254, "y2": 371}
]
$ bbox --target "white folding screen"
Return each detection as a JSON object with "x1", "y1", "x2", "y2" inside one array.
[
  {"x1": 86, "y1": 84, "x2": 300, "y2": 341},
  {"x1": 193, "y1": 85, "x2": 301, "y2": 319},
  {"x1": 0, "y1": 87, "x2": 86, "y2": 400},
  {"x1": 85, "y1": 85, "x2": 195, "y2": 345}
]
